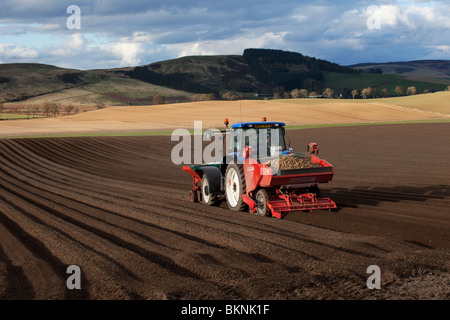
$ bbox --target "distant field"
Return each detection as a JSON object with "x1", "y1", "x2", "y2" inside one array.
[
  {"x1": 323, "y1": 71, "x2": 449, "y2": 94},
  {"x1": 280, "y1": 91, "x2": 450, "y2": 115},
  {"x1": 379, "y1": 91, "x2": 450, "y2": 115},
  {"x1": 351, "y1": 60, "x2": 450, "y2": 84},
  {"x1": 1, "y1": 98, "x2": 448, "y2": 138}
]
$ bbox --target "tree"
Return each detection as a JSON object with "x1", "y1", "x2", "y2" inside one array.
[
  {"x1": 50, "y1": 103, "x2": 60, "y2": 117},
  {"x1": 153, "y1": 94, "x2": 166, "y2": 105},
  {"x1": 322, "y1": 88, "x2": 334, "y2": 99},
  {"x1": 446, "y1": 85, "x2": 450, "y2": 91},
  {"x1": 65, "y1": 104, "x2": 75, "y2": 115},
  {"x1": 371, "y1": 87, "x2": 378, "y2": 98},
  {"x1": 42, "y1": 103, "x2": 52, "y2": 117},
  {"x1": 406, "y1": 86, "x2": 417, "y2": 96},
  {"x1": 299, "y1": 89, "x2": 309, "y2": 98},
  {"x1": 395, "y1": 86, "x2": 404, "y2": 96},
  {"x1": 361, "y1": 87, "x2": 373, "y2": 99},
  {"x1": 272, "y1": 92, "x2": 281, "y2": 99},
  {"x1": 222, "y1": 92, "x2": 239, "y2": 101},
  {"x1": 290, "y1": 89, "x2": 300, "y2": 98},
  {"x1": 361, "y1": 88, "x2": 369, "y2": 99},
  {"x1": 351, "y1": 89, "x2": 359, "y2": 99},
  {"x1": 381, "y1": 88, "x2": 388, "y2": 97}
]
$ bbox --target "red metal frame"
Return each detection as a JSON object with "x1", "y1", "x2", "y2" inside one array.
[
  {"x1": 183, "y1": 166, "x2": 202, "y2": 202},
  {"x1": 242, "y1": 152, "x2": 336, "y2": 218},
  {"x1": 183, "y1": 149, "x2": 337, "y2": 218},
  {"x1": 265, "y1": 192, "x2": 336, "y2": 219}
]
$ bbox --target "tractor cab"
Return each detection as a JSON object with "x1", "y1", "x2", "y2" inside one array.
[{"x1": 227, "y1": 121, "x2": 291, "y2": 161}]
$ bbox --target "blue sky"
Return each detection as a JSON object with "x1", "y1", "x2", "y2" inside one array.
[{"x1": 0, "y1": 0, "x2": 449, "y2": 69}]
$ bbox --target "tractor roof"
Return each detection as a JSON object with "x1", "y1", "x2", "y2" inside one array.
[{"x1": 231, "y1": 122, "x2": 285, "y2": 129}]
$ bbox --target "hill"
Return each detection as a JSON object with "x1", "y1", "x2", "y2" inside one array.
[
  {"x1": 126, "y1": 49, "x2": 450, "y2": 98},
  {"x1": 127, "y1": 49, "x2": 359, "y2": 95},
  {"x1": 0, "y1": 63, "x2": 104, "y2": 102},
  {"x1": 350, "y1": 60, "x2": 450, "y2": 85},
  {"x1": 1, "y1": 50, "x2": 450, "y2": 108},
  {"x1": 0, "y1": 63, "x2": 192, "y2": 110},
  {"x1": 126, "y1": 55, "x2": 268, "y2": 96}
]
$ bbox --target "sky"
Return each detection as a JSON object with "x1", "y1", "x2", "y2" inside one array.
[{"x1": 0, "y1": 0, "x2": 449, "y2": 70}]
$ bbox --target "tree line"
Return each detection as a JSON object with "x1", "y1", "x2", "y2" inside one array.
[
  {"x1": 126, "y1": 66, "x2": 220, "y2": 96},
  {"x1": 243, "y1": 48, "x2": 359, "y2": 93}
]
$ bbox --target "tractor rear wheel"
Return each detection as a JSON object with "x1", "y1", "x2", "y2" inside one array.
[
  {"x1": 255, "y1": 188, "x2": 271, "y2": 217},
  {"x1": 225, "y1": 164, "x2": 247, "y2": 211},
  {"x1": 201, "y1": 176, "x2": 218, "y2": 206}
]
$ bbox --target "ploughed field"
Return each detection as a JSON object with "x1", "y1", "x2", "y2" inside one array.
[{"x1": 0, "y1": 123, "x2": 449, "y2": 300}]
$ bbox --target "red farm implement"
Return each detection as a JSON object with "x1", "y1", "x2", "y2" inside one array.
[{"x1": 182, "y1": 120, "x2": 336, "y2": 218}]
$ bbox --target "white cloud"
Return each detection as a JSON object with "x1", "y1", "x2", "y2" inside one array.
[
  {"x1": 166, "y1": 31, "x2": 289, "y2": 58},
  {"x1": 52, "y1": 33, "x2": 86, "y2": 57},
  {"x1": 0, "y1": 43, "x2": 39, "y2": 59},
  {"x1": 436, "y1": 45, "x2": 450, "y2": 54},
  {"x1": 0, "y1": 0, "x2": 449, "y2": 68},
  {"x1": 102, "y1": 41, "x2": 143, "y2": 66}
]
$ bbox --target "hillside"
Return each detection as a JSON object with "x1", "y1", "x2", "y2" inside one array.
[
  {"x1": 0, "y1": 64, "x2": 192, "y2": 108},
  {"x1": 125, "y1": 49, "x2": 450, "y2": 98},
  {"x1": 127, "y1": 49, "x2": 359, "y2": 95},
  {"x1": 1, "y1": 49, "x2": 450, "y2": 108},
  {"x1": 0, "y1": 63, "x2": 105, "y2": 102},
  {"x1": 126, "y1": 54, "x2": 270, "y2": 95},
  {"x1": 350, "y1": 60, "x2": 450, "y2": 85},
  {"x1": 322, "y1": 71, "x2": 449, "y2": 97}
]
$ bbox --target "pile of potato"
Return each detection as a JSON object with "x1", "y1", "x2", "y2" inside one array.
[{"x1": 267, "y1": 155, "x2": 320, "y2": 170}]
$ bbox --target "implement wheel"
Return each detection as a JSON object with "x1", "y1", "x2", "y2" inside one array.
[
  {"x1": 225, "y1": 164, "x2": 247, "y2": 211},
  {"x1": 255, "y1": 189, "x2": 272, "y2": 217},
  {"x1": 189, "y1": 190, "x2": 198, "y2": 203},
  {"x1": 202, "y1": 177, "x2": 218, "y2": 206}
]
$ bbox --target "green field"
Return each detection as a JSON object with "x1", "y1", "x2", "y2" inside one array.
[
  {"x1": 0, "y1": 113, "x2": 43, "y2": 120},
  {"x1": 323, "y1": 71, "x2": 449, "y2": 95}
]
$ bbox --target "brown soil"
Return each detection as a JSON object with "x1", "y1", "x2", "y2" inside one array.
[{"x1": 0, "y1": 123, "x2": 449, "y2": 300}]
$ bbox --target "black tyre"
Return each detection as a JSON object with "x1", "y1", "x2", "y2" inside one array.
[
  {"x1": 255, "y1": 188, "x2": 272, "y2": 217},
  {"x1": 224, "y1": 163, "x2": 247, "y2": 211},
  {"x1": 189, "y1": 190, "x2": 198, "y2": 203},
  {"x1": 201, "y1": 176, "x2": 218, "y2": 206}
]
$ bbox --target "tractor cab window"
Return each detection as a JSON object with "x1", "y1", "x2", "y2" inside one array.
[{"x1": 243, "y1": 127, "x2": 286, "y2": 159}]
